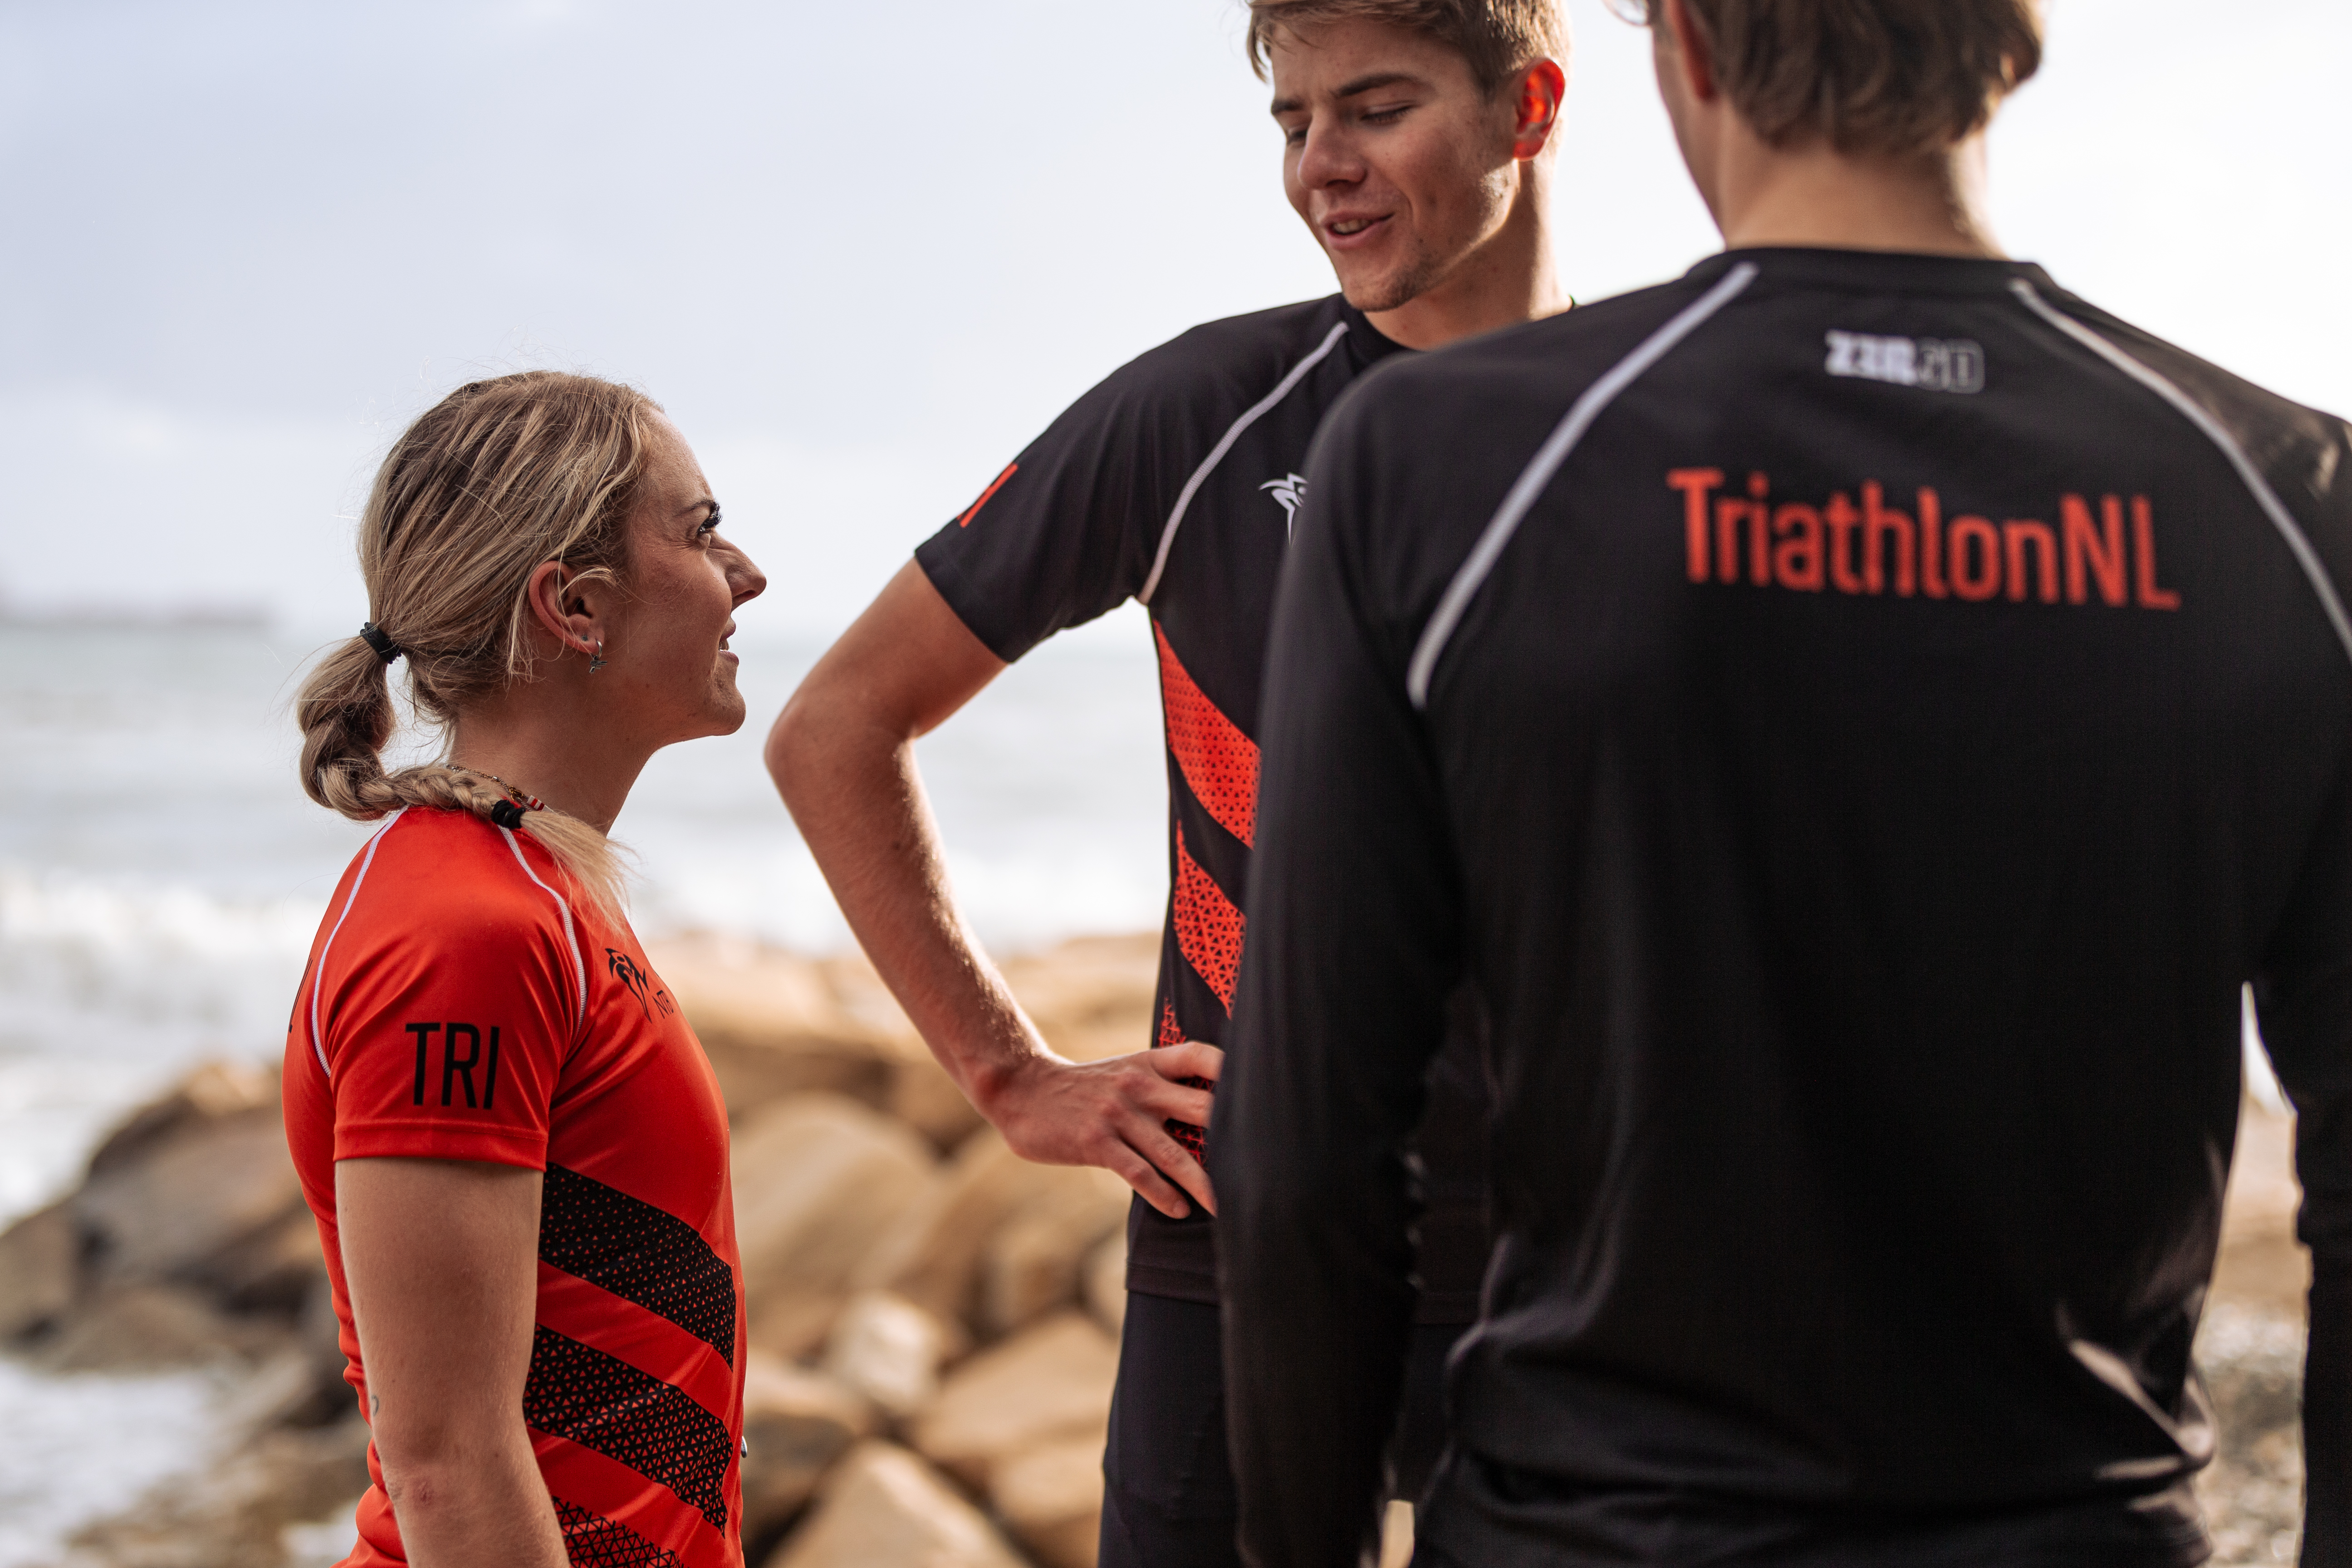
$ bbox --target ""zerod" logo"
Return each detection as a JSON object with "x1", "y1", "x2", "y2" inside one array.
[{"x1": 1825, "y1": 331, "x2": 1984, "y2": 394}]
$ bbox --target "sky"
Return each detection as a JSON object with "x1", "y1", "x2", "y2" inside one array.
[{"x1": 1, "y1": 0, "x2": 2346, "y2": 638}]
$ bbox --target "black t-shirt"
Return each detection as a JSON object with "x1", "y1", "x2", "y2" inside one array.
[
  {"x1": 1216, "y1": 249, "x2": 2352, "y2": 1566},
  {"x1": 916, "y1": 295, "x2": 1491, "y2": 1317}
]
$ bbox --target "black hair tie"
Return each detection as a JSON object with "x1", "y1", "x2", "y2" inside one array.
[
  {"x1": 358, "y1": 622, "x2": 403, "y2": 664},
  {"x1": 488, "y1": 799, "x2": 527, "y2": 831}
]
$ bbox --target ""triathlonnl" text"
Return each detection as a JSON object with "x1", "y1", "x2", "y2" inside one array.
[{"x1": 1666, "y1": 469, "x2": 2180, "y2": 609}]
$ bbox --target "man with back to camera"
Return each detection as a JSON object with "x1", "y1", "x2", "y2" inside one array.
[
  {"x1": 764, "y1": 4, "x2": 1570, "y2": 1562},
  {"x1": 1217, "y1": 0, "x2": 2352, "y2": 1564}
]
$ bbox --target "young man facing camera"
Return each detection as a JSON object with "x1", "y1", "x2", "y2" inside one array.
[
  {"x1": 767, "y1": 4, "x2": 1568, "y2": 1563},
  {"x1": 1221, "y1": 0, "x2": 2352, "y2": 1565}
]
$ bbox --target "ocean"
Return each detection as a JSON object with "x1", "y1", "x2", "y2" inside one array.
[{"x1": 0, "y1": 611, "x2": 1168, "y2": 1561}]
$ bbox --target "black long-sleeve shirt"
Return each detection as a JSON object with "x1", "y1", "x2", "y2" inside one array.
[{"x1": 1214, "y1": 248, "x2": 2352, "y2": 1568}]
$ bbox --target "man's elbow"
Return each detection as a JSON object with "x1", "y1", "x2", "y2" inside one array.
[{"x1": 764, "y1": 689, "x2": 814, "y2": 801}]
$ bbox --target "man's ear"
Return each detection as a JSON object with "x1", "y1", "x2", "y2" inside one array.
[
  {"x1": 523, "y1": 559, "x2": 603, "y2": 660},
  {"x1": 1660, "y1": 0, "x2": 1721, "y2": 105},
  {"x1": 1509, "y1": 58, "x2": 1568, "y2": 161}
]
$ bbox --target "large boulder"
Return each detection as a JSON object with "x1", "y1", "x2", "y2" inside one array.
[
  {"x1": 999, "y1": 936, "x2": 1161, "y2": 1066},
  {"x1": 821, "y1": 1289, "x2": 965, "y2": 1421},
  {"x1": 909, "y1": 1310, "x2": 1119, "y2": 1490},
  {"x1": 34, "y1": 1283, "x2": 272, "y2": 1372},
  {"x1": 84, "y1": 1059, "x2": 277, "y2": 1178},
  {"x1": 891, "y1": 1053, "x2": 989, "y2": 1154},
  {"x1": 979, "y1": 1165, "x2": 1130, "y2": 1337},
  {"x1": 0, "y1": 1198, "x2": 78, "y2": 1342},
  {"x1": 651, "y1": 937, "x2": 910, "y2": 1118},
  {"x1": 856, "y1": 1130, "x2": 1120, "y2": 1331},
  {"x1": 65, "y1": 1411, "x2": 371, "y2": 1568},
  {"x1": 766, "y1": 1441, "x2": 1027, "y2": 1568},
  {"x1": 740, "y1": 1352, "x2": 879, "y2": 1553},
  {"x1": 732, "y1": 1094, "x2": 940, "y2": 1357},
  {"x1": 990, "y1": 1433, "x2": 1105, "y2": 1568},
  {"x1": 74, "y1": 1106, "x2": 305, "y2": 1287},
  {"x1": 207, "y1": 1204, "x2": 329, "y2": 1313}
]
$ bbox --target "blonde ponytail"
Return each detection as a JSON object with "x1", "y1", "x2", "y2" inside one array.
[{"x1": 294, "y1": 372, "x2": 656, "y2": 926}]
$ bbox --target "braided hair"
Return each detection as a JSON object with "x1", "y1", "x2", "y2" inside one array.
[{"x1": 295, "y1": 372, "x2": 654, "y2": 923}]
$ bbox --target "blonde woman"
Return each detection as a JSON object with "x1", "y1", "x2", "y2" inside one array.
[{"x1": 285, "y1": 371, "x2": 765, "y2": 1568}]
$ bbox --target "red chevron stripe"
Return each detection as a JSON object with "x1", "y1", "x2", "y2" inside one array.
[
  {"x1": 1155, "y1": 622, "x2": 1259, "y2": 848},
  {"x1": 1173, "y1": 826, "x2": 1245, "y2": 1014}
]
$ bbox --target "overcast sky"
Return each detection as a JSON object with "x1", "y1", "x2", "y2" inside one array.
[{"x1": 2, "y1": 0, "x2": 2345, "y2": 637}]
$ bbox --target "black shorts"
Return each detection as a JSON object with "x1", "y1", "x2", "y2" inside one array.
[{"x1": 1100, "y1": 1291, "x2": 1464, "y2": 1568}]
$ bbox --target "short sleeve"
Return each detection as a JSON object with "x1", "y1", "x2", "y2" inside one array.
[
  {"x1": 914, "y1": 343, "x2": 1212, "y2": 662},
  {"x1": 320, "y1": 899, "x2": 582, "y2": 1171}
]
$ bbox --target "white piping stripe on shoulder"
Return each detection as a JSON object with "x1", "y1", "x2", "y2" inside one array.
[
  {"x1": 1137, "y1": 319, "x2": 1353, "y2": 606},
  {"x1": 1406, "y1": 263, "x2": 1761, "y2": 710},
  {"x1": 498, "y1": 825, "x2": 589, "y2": 1023},
  {"x1": 2010, "y1": 279, "x2": 2352, "y2": 672},
  {"x1": 308, "y1": 806, "x2": 409, "y2": 1080}
]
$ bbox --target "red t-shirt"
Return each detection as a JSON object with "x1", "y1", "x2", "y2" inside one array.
[{"x1": 283, "y1": 807, "x2": 746, "y2": 1568}]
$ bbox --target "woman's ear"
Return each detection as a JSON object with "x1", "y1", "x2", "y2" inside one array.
[{"x1": 523, "y1": 559, "x2": 602, "y2": 660}]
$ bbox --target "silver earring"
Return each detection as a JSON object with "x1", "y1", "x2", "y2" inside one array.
[{"x1": 588, "y1": 639, "x2": 607, "y2": 675}]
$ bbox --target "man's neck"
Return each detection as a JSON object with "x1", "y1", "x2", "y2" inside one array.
[
  {"x1": 1365, "y1": 175, "x2": 1573, "y2": 351},
  {"x1": 1709, "y1": 132, "x2": 2003, "y2": 259}
]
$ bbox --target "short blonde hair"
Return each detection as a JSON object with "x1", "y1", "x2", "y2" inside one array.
[
  {"x1": 295, "y1": 371, "x2": 656, "y2": 920},
  {"x1": 1244, "y1": 0, "x2": 1568, "y2": 98}
]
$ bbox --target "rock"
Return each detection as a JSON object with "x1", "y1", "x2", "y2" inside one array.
[
  {"x1": 740, "y1": 1352, "x2": 880, "y2": 1552},
  {"x1": 75, "y1": 1105, "x2": 305, "y2": 1286},
  {"x1": 980, "y1": 1165, "x2": 1131, "y2": 1337},
  {"x1": 1083, "y1": 1232, "x2": 1127, "y2": 1338},
  {"x1": 0, "y1": 1198, "x2": 78, "y2": 1341},
  {"x1": 766, "y1": 1441, "x2": 1027, "y2": 1568},
  {"x1": 35, "y1": 1283, "x2": 272, "y2": 1372},
  {"x1": 821, "y1": 1289, "x2": 965, "y2": 1420},
  {"x1": 892, "y1": 1053, "x2": 989, "y2": 1154},
  {"x1": 910, "y1": 1310, "x2": 1119, "y2": 1490},
  {"x1": 856, "y1": 1129, "x2": 1112, "y2": 1330},
  {"x1": 66, "y1": 1411, "x2": 371, "y2": 1568},
  {"x1": 990, "y1": 1432, "x2": 1105, "y2": 1568},
  {"x1": 733, "y1": 1094, "x2": 939, "y2": 1357},
  {"x1": 208, "y1": 1204, "x2": 328, "y2": 1313},
  {"x1": 2213, "y1": 1096, "x2": 2308, "y2": 1312},
  {"x1": 85, "y1": 1059, "x2": 276, "y2": 1179},
  {"x1": 652, "y1": 936, "x2": 911, "y2": 1119},
  {"x1": 1000, "y1": 935, "x2": 1161, "y2": 1065}
]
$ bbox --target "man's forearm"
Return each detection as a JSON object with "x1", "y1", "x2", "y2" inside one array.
[
  {"x1": 767, "y1": 561, "x2": 1218, "y2": 1216},
  {"x1": 769, "y1": 689, "x2": 1047, "y2": 1104}
]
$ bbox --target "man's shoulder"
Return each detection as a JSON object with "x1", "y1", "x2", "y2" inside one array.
[
  {"x1": 1099, "y1": 295, "x2": 1355, "y2": 410},
  {"x1": 2039, "y1": 283, "x2": 2352, "y2": 483},
  {"x1": 1319, "y1": 278, "x2": 1711, "y2": 460}
]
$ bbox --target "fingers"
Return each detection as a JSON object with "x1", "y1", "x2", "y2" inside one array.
[
  {"x1": 1104, "y1": 1143, "x2": 1194, "y2": 1220},
  {"x1": 1149, "y1": 1039, "x2": 1225, "y2": 1083},
  {"x1": 1117, "y1": 1110, "x2": 1217, "y2": 1219},
  {"x1": 1153, "y1": 1130, "x2": 1218, "y2": 1218}
]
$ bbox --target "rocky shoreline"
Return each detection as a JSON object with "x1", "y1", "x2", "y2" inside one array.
[{"x1": 0, "y1": 931, "x2": 2314, "y2": 1568}]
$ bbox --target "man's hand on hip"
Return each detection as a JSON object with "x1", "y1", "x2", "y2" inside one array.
[{"x1": 979, "y1": 1039, "x2": 1224, "y2": 1218}]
